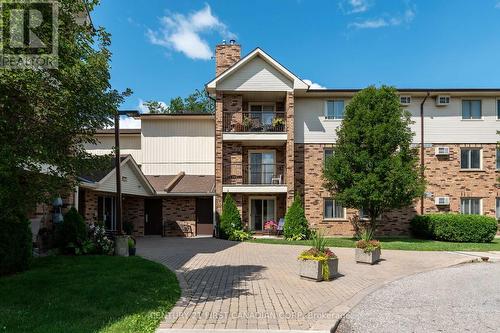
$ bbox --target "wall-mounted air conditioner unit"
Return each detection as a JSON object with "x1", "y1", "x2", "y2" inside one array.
[
  {"x1": 400, "y1": 96, "x2": 411, "y2": 106},
  {"x1": 435, "y1": 147, "x2": 450, "y2": 156},
  {"x1": 435, "y1": 197, "x2": 450, "y2": 205},
  {"x1": 436, "y1": 95, "x2": 450, "y2": 106}
]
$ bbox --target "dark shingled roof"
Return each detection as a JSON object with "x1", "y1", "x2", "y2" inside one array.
[
  {"x1": 78, "y1": 155, "x2": 129, "y2": 183},
  {"x1": 95, "y1": 129, "x2": 141, "y2": 134},
  {"x1": 145, "y1": 174, "x2": 215, "y2": 194}
]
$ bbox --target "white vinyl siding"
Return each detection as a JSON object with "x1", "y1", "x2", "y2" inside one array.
[
  {"x1": 141, "y1": 118, "x2": 214, "y2": 175},
  {"x1": 84, "y1": 135, "x2": 142, "y2": 164},
  {"x1": 324, "y1": 199, "x2": 345, "y2": 219},
  {"x1": 325, "y1": 100, "x2": 345, "y2": 119},
  {"x1": 217, "y1": 56, "x2": 293, "y2": 91},
  {"x1": 462, "y1": 100, "x2": 482, "y2": 119},
  {"x1": 98, "y1": 160, "x2": 151, "y2": 196},
  {"x1": 460, "y1": 198, "x2": 482, "y2": 215},
  {"x1": 295, "y1": 97, "x2": 499, "y2": 144},
  {"x1": 460, "y1": 148, "x2": 482, "y2": 170}
]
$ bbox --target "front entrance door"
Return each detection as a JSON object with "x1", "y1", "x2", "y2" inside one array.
[
  {"x1": 250, "y1": 198, "x2": 276, "y2": 231},
  {"x1": 196, "y1": 197, "x2": 214, "y2": 236},
  {"x1": 145, "y1": 199, "x2": 163, "y2": 235}
]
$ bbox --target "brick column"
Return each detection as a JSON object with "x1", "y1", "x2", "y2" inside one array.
[
  {"x1": 215, "y1": 92, "x2": 224, "y2": 223},
  {"x1": 285, "y1": 91, "x2": 295, "y2": 208}
]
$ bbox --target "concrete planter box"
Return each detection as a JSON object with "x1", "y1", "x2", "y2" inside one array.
[
  {"x1": 114, "y1": 236, "x2": 129, "y2": 257},
  {"x1": 355, "y1": 247, "x2": 381, "y2": 264},
  {"x1": 299, "y1": 258, "x2": 339, "y2": 281}
]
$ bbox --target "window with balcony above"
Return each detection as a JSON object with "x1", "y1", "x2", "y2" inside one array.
[
  {"x1": 250, "y1": 104, "x2": 275, "y2": 129},
  {"x1": 325, "y1": 100, "x2": 345, "y2": 120},
  {"x1": 324, "y1": 148, "x2": 334, "y2": 166},
  {"x1": 462, "y1": 100, "x2": 482, "y2": 119}
]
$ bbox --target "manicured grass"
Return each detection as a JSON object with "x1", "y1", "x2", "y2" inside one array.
[
  {"x1": 0, "y1": 255, "x2": 180, "y2": 333},
  {"x1": 249, "y1": 237, "x2": 500, "y2": 251}
]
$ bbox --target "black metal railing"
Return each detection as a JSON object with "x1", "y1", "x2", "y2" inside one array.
[
  {"x1": 223, "y1": 111, "x2": 286, "y2": 133},
  {"x1": 223, "y1": 163, "x2": 286, "y2": 185}
]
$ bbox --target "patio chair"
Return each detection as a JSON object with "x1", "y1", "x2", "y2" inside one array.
[
  {"x1": 271, "y1": 174, "x2": 282, "y2": 185},
  {"x1": 277, "y1": 218, "x2": 285, "y2": 235}
]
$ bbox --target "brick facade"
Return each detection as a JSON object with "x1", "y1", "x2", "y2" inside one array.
[
  {"x1": 162, "y1": 197, "x2": 196, "y2": 237},
  {"x1": 123, "y1": 196, "x2": 144, "y2": 236},
  {"x1": 295, "y1": 143, "x2": 499, "y2": 236}
]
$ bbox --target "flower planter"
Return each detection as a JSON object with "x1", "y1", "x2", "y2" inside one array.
[
  {"x1": 355, "y1": 247, "x2": 381, "y2": 264},
  {"x1": 299, "y1": 258, "x2": 339, "y2": 281}
]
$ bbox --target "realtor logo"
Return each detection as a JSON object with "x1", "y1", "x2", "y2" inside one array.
[{"x1": 0, "y1": 0, "x2": 58, "y2": 69}]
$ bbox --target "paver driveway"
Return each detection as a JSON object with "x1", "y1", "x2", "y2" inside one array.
[{"x1": 137, "y1": 237, "x2": 473, "y2": 332}]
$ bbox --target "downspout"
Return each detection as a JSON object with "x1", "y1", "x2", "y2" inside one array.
[
  {"x1": 420, "y1": 92, "x2": 430, "y2": 215},
  {"x1": 207, "y1": 91, "x2": 218, "y2": 236}
]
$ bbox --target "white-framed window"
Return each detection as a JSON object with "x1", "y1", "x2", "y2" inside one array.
[
  {"x1": 497, "y1": 100, "x2": 500, "y2": 120},
  {"x1": 324, "y1": 147, "x2": 334, "y2": 166},
  {"x1": 497, "y1": 148, "x2": 500, "y2": 170},
  {"x1": 496, "y1": 198, "x2": 500, "y2": 220},
  {"x1": 460, "y1": 148, "x2": 482, "y2": 170},
  {"x1": 324, "y1": 199, "x2": 345, "y2": 219},
  {"x1": 325, "y1": 100, "x2": 345, "y2": 120},
  {"x1": 97, "y1": 196, "x2": 116, "y2": 230},
  {"x1": 460, "y1": 198, "x2": 482, "y2": 215},
  {"x1": 462, "y1": 100, "x2": 482, "y2": 119},
  {"x1": 249, "y1": 103, "x2": 276, "y2": 127},
  {"x1": 400, "y1": 96, "x2": 411, "y2": 105}
]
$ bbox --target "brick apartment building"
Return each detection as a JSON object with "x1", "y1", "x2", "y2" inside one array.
[{"x1": 46, "y1": 41, "x2": 499, "y2": 237}]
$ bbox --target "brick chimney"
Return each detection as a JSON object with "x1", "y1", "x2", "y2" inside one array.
[{"x1": 215, "y1": 40, "x2": 241, "y2": 76}]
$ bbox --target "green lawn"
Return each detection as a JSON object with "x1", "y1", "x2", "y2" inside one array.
[
  {"x1": 249, "y1": 237, "x2": 500, "y2": 251},
  {"x1": 0, "y1": 255, "x2": 180, "y2": 333}
]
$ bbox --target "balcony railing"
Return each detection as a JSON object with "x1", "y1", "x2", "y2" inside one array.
[
  {"x1": 223, "y1": 163, "x2": 286, "y2": 185},
  {"x1": 223, "y1": 111, "x2": 286, "y2": 133}
]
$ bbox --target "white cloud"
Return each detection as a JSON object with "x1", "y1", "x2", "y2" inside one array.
[
  {"x1": 349, "y1": 5, "x2": 415, "y2": 29},
  {"x1": 303, "y1": 79, "x2": 326, "y2": 89},
  {"x1": 137, "y1": 99, "x2": 168, "y2": 113},
  {"x1": 347, "y1": 0, "x2": 371, "y2": 13},
  {"x1": 119, "y1": 116, "x2": 141, "y2": 129},
  {"x1": 147, "y1": 4, "x2": 236, "y2": 60}
]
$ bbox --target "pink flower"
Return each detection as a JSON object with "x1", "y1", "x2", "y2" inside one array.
[{"x1": 264, "y1": 220, "x2": 278, "y2": 230}]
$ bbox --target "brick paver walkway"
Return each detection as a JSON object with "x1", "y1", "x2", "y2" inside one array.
[{"x1": 137, "y1": 237, "x2": 472, "y2": 332}]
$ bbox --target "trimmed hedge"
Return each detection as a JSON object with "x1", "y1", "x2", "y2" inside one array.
[
  {"x1": 55, "y1": 207, "x2": 87, "y2": 253},
  {"x1": 0, "y1": 217, "x2": 32, "y2": 275},
  {"x1": 219, "y1": 194, "x2": 243, "y2": 240},
  {"x1": 284, "y1": 195, "x2": 310, "y2": 240},
  {"x1": 411, "y1": 214, "x2": 498, "y2": 243}
]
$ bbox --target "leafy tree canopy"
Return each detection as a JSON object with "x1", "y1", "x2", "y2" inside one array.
[
  {"x1": 0, "y1": 0, "x2": 130, "y2": 221},
  {"x1": 144, "y1": 89, "x2": 214, "y2": 114},
  {"x1": 323, "y1": 86, "x2": 425, "y2": 232}
]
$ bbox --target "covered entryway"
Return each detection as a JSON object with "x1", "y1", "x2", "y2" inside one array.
[
  {"x1": 196, "y1": 197, "x2": 214, "y2": 236},
  {"x1": 144, "y1": 199, "x2": 163, "y2": 235}
]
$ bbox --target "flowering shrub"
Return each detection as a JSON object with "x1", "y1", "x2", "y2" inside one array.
[
  {"x1": 88, "y1": 223, "x2": 114, "y2": 255},
  {"x1": 264, "y1": 220, "x2": 277, "y2": 231},
  {"x1": 355, "y1": 239, "x2": 381, "y2": 253}
]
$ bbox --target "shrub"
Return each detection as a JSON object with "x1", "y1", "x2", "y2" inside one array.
[
  {"x1": 88, "y1": 223, "x2": 114, "y2": 255},
  {"x1": 410, "y1": 214, "x2": 498, "y2": 243},
  {"x1": 123, "y1": 220, "x2": 134, "y2": 235},
  {"x1": 284, "y1": 195, "x2": 310, "y2": 240},
  {"x1": 0, "y1": 216, "x2": 32, "y2": 275},
  {"x1": 228, "y1": 230, "x2": 253, "y2": 241},
  {"x1": 219, "y1": 194, "x2": 243, "y2": 240},
  {"x1": 55, "y1": 207, "x2": 87, "y2": 254}
]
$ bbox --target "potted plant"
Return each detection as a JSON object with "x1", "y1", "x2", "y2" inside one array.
[
  {"x1": 355, "y1": 229, "x2": 381, "y2": 264},
  {"x1": 264, "y1": 220, "x2": 278, "y2": 235},
  {"x1": 272, "y1": 117, "x2": 285, "y2": 130},
  {"x1": 298, "y1": 231, "x2": 338, "y2": 281},
  {"x1": 128, "y1": 237, "x2": 136, "y2": 256},
  {"x1": 242, "y1": 116, "x2": 252, "y2": 131}
]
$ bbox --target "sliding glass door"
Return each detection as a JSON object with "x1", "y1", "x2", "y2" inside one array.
[
  {"x1": 249, "y1": 151, "x2": 275, "y2": 184},
  {"x1": 250, "y1": 198, "x2": 276, "y2": 231}
]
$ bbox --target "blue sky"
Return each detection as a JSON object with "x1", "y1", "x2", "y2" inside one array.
[{"x1": 92, "y1": 0, "x2": 500, "y2": 125}]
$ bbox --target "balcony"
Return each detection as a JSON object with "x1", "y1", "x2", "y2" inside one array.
[
  {"x1": 222, "y1": 162, "x2": 287, "y2": 193},
  {"x1": 222, "y1": 111, "x2": 288, "y2": 142}
]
